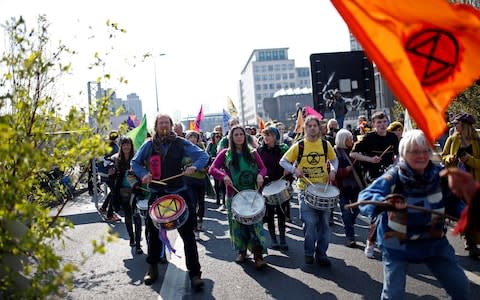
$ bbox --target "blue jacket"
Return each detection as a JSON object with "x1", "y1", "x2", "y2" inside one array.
[
  {"x1": 358, "y1": 161, "x2": 464, "y2": 261},
  {"x1": 131, "y1": 138, "x2": 209, "y2": 184}
]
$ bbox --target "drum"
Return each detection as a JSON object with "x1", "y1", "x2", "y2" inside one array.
[
  {"x1": 304, "y1": 183, "x2": 340, "y2": 210},
  {"x1": 136, "y1": 199, "x2": 149, "y2": 218},
  {"x1": 262, "y1": 179, "x2": 292, "y2": 205},
  {"x1": 149, "y1": 194, "x2": 189, "y2": 230},
  {"x1": 231, "y1": 190, "x2": 265, "y2": 225}
]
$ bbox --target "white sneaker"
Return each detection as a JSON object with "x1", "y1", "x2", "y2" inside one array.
[
  {"x1": 219, "y1": 204, "x2": 226, "y2": 211},
  {"x1": 365, "y1": 241, "x2": 375, "y2": 259},
  {"x1": 194, "y1": 230, "x2": 200, "y2": 241}
]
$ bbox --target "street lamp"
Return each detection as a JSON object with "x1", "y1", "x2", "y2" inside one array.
[{"x1": 153, "y1": 53, "x2": 166, "y2": 112}]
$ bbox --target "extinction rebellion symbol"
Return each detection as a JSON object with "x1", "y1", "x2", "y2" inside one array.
[{"x1": 405, "y1": 29, "x2": 459, "y2": 86}]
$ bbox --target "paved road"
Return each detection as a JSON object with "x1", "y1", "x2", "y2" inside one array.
[{"x1": 55, "y1": 192, "x2": 480, "y2": 300}]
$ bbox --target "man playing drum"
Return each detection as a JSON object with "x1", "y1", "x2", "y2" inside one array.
[
  {"x1": 131, "y1": 113, "x2": 209, "y2": 290},
  {"x1": 280, "y1": 115, "x2": 339, "y2": 266}
]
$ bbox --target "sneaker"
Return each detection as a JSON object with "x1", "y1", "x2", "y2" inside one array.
[
  {"x1": 191, "y1": 276, "x2": 204, "y2": 290},
  {"x1": 136, "y1": 246, "x2": 144, "y2": 255},
  {"x1": 194, "y1": 230, "x2": 200, "y2": 241},
  {"x1": 316, "y1": 257, "x2": 332, "y2": 267},
  {"x1": 365, "y1": 241, "x2": 375, "y2": 259},
  {"x1": 304, "y1": 255, "x2": 314, "y2": 265},
  {"x1": 219, "y1": 204, "x2": 226, "y2": 211},
  {"x1": 98, "y1": 207, "x2": 107, "y2": 215}
]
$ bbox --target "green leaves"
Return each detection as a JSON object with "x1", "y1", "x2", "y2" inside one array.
[{"x1": 0, "y1": 15, "x2": 118, "y2": 299}]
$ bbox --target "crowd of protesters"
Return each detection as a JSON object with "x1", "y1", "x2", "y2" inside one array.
[{"x1": 90, "y1": 107, "x2": 478, "y2": 298}]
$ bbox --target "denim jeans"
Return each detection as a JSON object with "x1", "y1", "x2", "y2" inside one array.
[
  {"x1": 338, "y1": 188, "x2": 360, "y2": 241},
  {"x1": 299, "y1": 193, "x2": 331, "y2": 258},
  {"x1": 381, "y1": 242, "x2": 469, "y2": 300}
]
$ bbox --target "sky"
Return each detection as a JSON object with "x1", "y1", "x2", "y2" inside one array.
[{"x1": 0, "y1": 0, "x2": 351, "y2": 126}]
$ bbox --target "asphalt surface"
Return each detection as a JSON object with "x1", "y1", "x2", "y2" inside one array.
[{"x1": 54, "y1": 189, "x2": 480, "y2": 300}]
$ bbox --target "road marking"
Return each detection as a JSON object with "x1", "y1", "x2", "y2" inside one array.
[
  {"x1": 465, "y1": 269, "x2": 480, "y2": 285},
  {"x1": 159, "y1": 234, "x2": 187, "y2": 300}
]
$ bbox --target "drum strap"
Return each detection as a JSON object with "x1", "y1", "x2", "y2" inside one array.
[{"x1": 296, "y1": 139, "x2": 328, "y2": 165}]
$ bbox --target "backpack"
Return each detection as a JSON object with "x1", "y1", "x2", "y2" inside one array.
[{"x1": 296, "y1": 139, "x2": 328, "y2": 165}]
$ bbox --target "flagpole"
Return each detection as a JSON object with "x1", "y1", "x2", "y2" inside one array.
[{"x1": 153, "y1": 53, "x2": 166, "y2": 112}]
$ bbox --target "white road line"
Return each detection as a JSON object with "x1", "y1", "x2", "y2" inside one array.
[{"x1": 159, "y1": 234, "x2": 187, "y2": 300}]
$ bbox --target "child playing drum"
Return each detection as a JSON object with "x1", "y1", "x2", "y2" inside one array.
[{"x1": 209, "y1": 125, "x2": 269, "y2": 270}]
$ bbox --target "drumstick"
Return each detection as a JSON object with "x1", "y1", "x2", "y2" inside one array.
[
  {"x1": 159, "y1": 173, "x2": 185, "y2": 183},
  {"x1": 302, "y1": 176, "x2": 314, "y2": 186},
  {"x1": 344, "y1": 200, "x2": 458, "y2": 221},
  {"x1": 379, "y1": 145, "x2": 392, "y2": 159},
  {"x1": 323, "y1": 181, "x2": 329, "y2": 193},
  {"x1": 151, "y1": 180, "x2": 167, "y2": 186},
  {"x1": 230, "y1": 185, "x2": 240, "y2": 194}
]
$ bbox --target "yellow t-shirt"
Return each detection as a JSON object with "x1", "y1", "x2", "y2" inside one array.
[{"x1": 282, "y1": 138, "x2": 336, "y2": 190}]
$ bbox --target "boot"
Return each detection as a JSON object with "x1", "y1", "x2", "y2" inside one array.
[
  {"x1": 253, "y1": 246, "x2": 267, "y2": 270},
  {"x1": 144, "y1": 264, "x2": 158, "y2": 285},
  {"x1": 235, "y1": 250, "x2": 247, "y2": 264}
]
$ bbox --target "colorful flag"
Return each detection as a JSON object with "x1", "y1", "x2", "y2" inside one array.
[
  {"x1": 126, "y1": 114, "x2": 147, "y2": 151},
  {"x1": 227, "y1": 97, "x2": 238, "y2": 118},
  {"x1": 194, "y1": 105, "x2": 204, "y2": 132},
  {"x1": 127, "y1": 115, "x2": 136, "y2": 130},
  {"x1": 403, "y1": 109, "x2": 414, "y2": 132},
  {"x1": 222, "y1": 109, "x2": 231, "y2": 134},
  {"x1": 294, "y1": 109, "x2": 304, "y2": 133},
  {"x1": 331, "y1": 0, "x2": 480, "y2": 143},
  {"x1": 188, "y1": 120, "x2": 195, "y2": 131},
  {"x1": 257, "y1": 116, "x2": 266, "y2": 131},
  {"x1": 304, "y1": 106, "x2": 323, "y2": 120}
]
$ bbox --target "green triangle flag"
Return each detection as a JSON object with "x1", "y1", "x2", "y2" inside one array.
[{"x1": 126, "y1": 115, "x2": 148, "y2": 151}]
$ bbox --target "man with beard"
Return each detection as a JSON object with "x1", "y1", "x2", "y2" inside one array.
[{"x1": 131, "y1": 113, "x2": 209, "y2": 290}]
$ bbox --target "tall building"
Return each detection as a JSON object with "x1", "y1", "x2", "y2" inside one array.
[
  {"x1": 239, "y1": 48, "x2": 311, "y2": 126},
  {"x1": 125, "y1": 93, "x2": 143, "y2": 119}
]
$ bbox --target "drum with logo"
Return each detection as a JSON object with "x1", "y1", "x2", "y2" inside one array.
[
  {"x1": 304, "y1": 183, "x2": 340, "y2": 210},
  {"x1": 231, "y1": 190, "x2": 265, "y2": 225},
  {"x1": 149, "y1": 194, "x2": 189, "y2": 230},
  {"x1": 262, "y1": 179, "x2": 292, "y2": 205}
]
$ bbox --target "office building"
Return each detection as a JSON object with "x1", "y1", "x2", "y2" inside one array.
[{"x1": 239, "y1": 48, "x2": 311, "y2": 126}]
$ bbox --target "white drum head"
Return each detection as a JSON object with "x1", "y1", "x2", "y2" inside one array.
[
  {"x1": 262, "y1": 179, "x2": 289, "y2": 197},
  {"x1": 232, "y1": 190, "x2": 264, "y2": 217},
  {"x1": 306, "y1": 184, "x2": 340, "y2": 198}
]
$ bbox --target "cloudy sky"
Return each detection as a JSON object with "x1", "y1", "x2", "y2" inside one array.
[{"x1": 0, "y1": 0, "x2": 351, "y2": 125}]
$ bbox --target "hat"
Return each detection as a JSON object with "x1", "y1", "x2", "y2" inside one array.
[
  {"x1": 263, "y1": 126, "x2": 280, "y2": 141},
  {"x1": 387, "y1": 121, "x2": 403, "y2": 132},
  {"x1": 109, "y1": 130, "x2": 119, "y2": 141},
  {"x1": 453, "y1": 113, "x2": 476, "y2": 125}
]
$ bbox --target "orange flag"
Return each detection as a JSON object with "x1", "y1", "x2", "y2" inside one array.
[
  {"x1": 294, "y1": 109, "x2": 304, "y2": 133},
  {"x1": 331, "y1": 0, "x2": 480, "y2": 143},
  {"x1": 257, "y1": 116, "x2": 266, "y2": 131}
]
